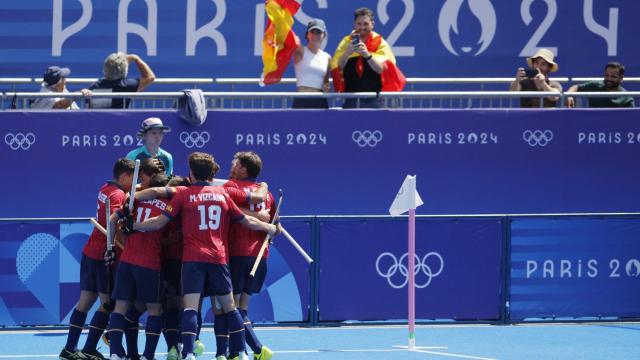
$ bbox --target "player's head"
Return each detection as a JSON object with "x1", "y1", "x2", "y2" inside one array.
[
  {"x1": 103, "y1": 52, "x2": 128, "y2": 80},
  {"x1": 113, "y1": 158, "x2": 135, "y2": 190},
  {"x1": 168, "y1": 175, "x2": 190, "y2": 187},
  {"x1": 148, "y1": 173, "x2": 169, "y2": 188},
  {"x1": 230, "y1": 151, "x2": 263, "y2": 179},
  {"x1": 139, "y1": 158, "x2": 164, "y2": 188},
  {"x1": 188, "y1": 152, "x2": 220, "y2": 182}
]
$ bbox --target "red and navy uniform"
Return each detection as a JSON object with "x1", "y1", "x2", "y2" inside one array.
[
  {"x1": 224, "y1": 179, "x2": 275, "y2": 294},
  {"x1": 80, "y1": 180, "x2": 125, "y2": 294},
  {"x1": 112, "y1": 198, "x2": 168, "y2": 303},
  {"x1": 164, "y1": 182, "x2": 245, "y2": 296}
]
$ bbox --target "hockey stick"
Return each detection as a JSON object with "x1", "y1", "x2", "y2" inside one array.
[
  {"x1": 104, "y1": 198, "x2": 114, "y2": 311},
  {"x1": 280, "y1": 227, "x2": 313, "y2": 264},
  {"x1": 250, "y1": 189, "x2": 283, "y2": 277},
  {"x1": 89, "y1": 218, "x2": 125, "y2": 250},
  {"x1": 128, "y1": 159, "x2": 141, "y2": 213}
]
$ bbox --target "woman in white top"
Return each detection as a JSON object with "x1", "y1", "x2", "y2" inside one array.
[{"x1": 293, "y1": 18, "x2": 332, "y2": 108}]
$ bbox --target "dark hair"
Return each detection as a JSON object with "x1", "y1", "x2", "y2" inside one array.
[
  {"x1": 234, "y1": 151, "x2": 263, "y2": 178},
  {"x1": 188, "y1": 152, "x2": 219, "y2": 181},
  {"x1": 113, "y1": 158, "x2": 135, "y2": 179},
  {"x1": 140, "y1": 158, "x2": 164, "y2": 177},
  {"x1": 168, "y1": 175, "x2": 190, "y2": 187},
  {"x1": 354, "y1": 7, "x2": 375, "y2": 22},
  {"x1": 148, "y1": 173, "x2": 169, "y2": 187},
  {"x1": 605, "y1": 62, "x2": 625, "y2": 76}
]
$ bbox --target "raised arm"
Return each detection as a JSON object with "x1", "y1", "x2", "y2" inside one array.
[{"x1": 128, "y1": 54, "x2": 156, "y2": 92}]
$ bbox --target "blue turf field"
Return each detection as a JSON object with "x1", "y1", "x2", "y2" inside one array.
[{"x1": 0, "y1": 323, "x2": 638, "y2": 359}]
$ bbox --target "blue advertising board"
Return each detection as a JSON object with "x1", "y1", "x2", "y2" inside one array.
[
  {"x1": 510, "y1": 218, "x2": 640, "y2": 320},
  {"x1": 0, "y1": 219, "x2": 311, "y2": 326},
  {"x1": 318, "y1": 218, "x2": 503, "y2": 321},
  {"x1": 2, "y1": 109, "x2": 640, "y2": 218},
  {"x1": 0, "y1": 0, "x2": 637, "y2": 80}
]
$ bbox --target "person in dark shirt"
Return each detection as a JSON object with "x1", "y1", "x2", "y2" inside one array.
[
  {"x1": 566, "y1": 62, "x2": 635, "y2": 108},
  {"x1": 509, "y1": 48, "x2": 562, "y2": 108},
  {"x1": 81, "y1": 52, "x2": 155, "y2": 109}
]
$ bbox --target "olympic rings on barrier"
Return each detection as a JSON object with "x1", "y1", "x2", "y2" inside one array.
[
  {"x1": 375, "y1": 252, "x2": 444, "y2": 289},
  {"x1": 522, "y1": 129, "x2": 553, "y2": 147},
  {"x1": 352, "y1": 130, "x2": 383, "y2": 147},
  {"x1": 179, "y1": 131, "x2": 210, "y2": 148},
  {"x1": 4, "y1": 132, "x2": 36, "y2": 150}
]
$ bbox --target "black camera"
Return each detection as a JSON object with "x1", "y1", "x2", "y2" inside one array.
[
  {"x1": 351, "y1": 33, "x2": 360, "y2": 45},
  {"x1": 524, "y1": 68, "x2": 539, "y2": 78}
]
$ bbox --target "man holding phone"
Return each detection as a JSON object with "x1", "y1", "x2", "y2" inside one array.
[
  {"x1": 330, "y1": 7, "x2": 405, "y2": 108},
  {"x1": 509, "y1": 48, "x2": 562, "y2": 108}
]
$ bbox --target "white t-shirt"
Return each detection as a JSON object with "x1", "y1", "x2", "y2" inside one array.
[
  {"x1": 294, "y1": 47, "x2": 331, "y2": 90},
  {"x1": 31, "y1": 85, "x2": 79, "y2": 109}
]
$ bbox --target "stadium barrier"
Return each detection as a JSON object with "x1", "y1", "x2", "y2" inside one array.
[
  {"x1": 3, "y1": 90, "x2": 639, "y2": 109},
  {"x1": 1, "y1": 214, "x2": 639, "y2": 327}
]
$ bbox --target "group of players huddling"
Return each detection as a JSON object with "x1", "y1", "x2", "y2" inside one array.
[{"x1": 59, "y1": 146, "x2": 278, "y2": 360}]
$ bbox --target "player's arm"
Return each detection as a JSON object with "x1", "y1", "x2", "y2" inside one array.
[
  {"x1": 247, "y1": 182, "x2": 269, "y2": 204},
  {"x1": 240, "y1": 208, "x2": 271, "y2": 222},
  {"x1": 135, "y1": 186, "x2": 173, "y2": 201},
  {"x1": 133, "y1": 214, "x2": 171, "y2": 232},
  {"x1": 238, "y1": 215, "x2": 279, "y2": 236}
]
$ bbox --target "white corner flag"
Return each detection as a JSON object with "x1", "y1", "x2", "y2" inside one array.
[
  {"x1": 389, "y1": 175, "x2": 423, "y2": 216},
  {"x1": 389, "y1": 174, "x2": 424, "y2": 350}
]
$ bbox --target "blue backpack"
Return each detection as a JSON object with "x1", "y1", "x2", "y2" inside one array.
[{"x1": 178, "y1": 89, "x2": 208, "y2": 126}]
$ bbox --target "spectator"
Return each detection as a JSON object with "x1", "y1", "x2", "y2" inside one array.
[
  {"x1": 81, "y1": 52, "x2": 155, "y2": 109},
  {"x1": 510, "y1": 48, "x2": 562, "y2": 108},
  {"x1": 566, "y1": 62, "x2": 635, "y2": 108},
  {"x1": 31, "y1": 66, "x2": 79, "y2": 109},
  {"x1": 292, "y1": 18, "x2": 331, "y2": 109},
  {"x1": 330, "y1": 7, "x2": 405, "y2": 108},
  {"x1": 126, "y1": 117, "x2": 174, "y2": 176}
]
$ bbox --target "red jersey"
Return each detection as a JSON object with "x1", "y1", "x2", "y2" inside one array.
[
  {"x1": 224, "y1": 179, "x2": 275, "y2": 258},
  {"x1": 164, "y1": 183, "x2": 245, "y2": 264},
  {"x1": 119, "y1": 198, "x2": 169, "y2": 270},
  {"x1": 83, "y1": 181, "x2": 126, "y2": 260}
]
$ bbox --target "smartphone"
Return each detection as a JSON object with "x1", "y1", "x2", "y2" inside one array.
[
  {"x1": 524, "y1": 68, "x2": 539, "y2": 78},
  {"x1": 351, "y1": 33, "x2": 360, "y2": 45}
]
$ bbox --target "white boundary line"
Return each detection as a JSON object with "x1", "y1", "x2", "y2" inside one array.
[{"x1": 411, "y1": 349, "x2": 497, "y2": 360}]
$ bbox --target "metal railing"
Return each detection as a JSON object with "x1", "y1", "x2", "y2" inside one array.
[{"x1": 3, "y1": 90, "x2": 635, "y2": 110}]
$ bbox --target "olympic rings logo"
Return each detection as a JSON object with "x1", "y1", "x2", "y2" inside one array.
[
  {"x1": 522, "y1": 130, "x2": 553, "y2": 147},
  {"x1": 179, "y1": 131, "x2": 210, "y2": 149},
  {"x1": 4, "y1": 132, "x2": 36, "y2": 150},
  {"x1": 352, "y1": 130, "x2": 383, "y2": 147},
  {"x1": 375, "y1": 252, "x2": 444, "y2": 289}
]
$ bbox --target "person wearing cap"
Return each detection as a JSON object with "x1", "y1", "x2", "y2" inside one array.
[
  {"x1": 292, "y1": 18, "x2": 332, "y2": 108},
  {"x1": 330, "y1": 7, "x2": 406, "y2": 108},
  {"x1": 31, "y1": 66, "x2": 80, "y2": 109},
  {"x1": 81, "y1": 52, "x2": 155, "y2": 109},
  {"x1": 126, "y1": 117, "x2": 174, "y2": 176},
  {"x1": 510, "y1": 48, "x2": 562, "y2": 108},
  {"x1": 566, "y1": 62, "x2": 635, "y2": 108}
]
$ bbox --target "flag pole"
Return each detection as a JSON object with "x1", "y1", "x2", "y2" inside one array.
[{"x1": 408, "y1": 207, "x2": 416, "y2": 349}]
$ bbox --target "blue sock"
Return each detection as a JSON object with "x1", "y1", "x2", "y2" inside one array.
[
  {"x1": 239, "y1": 309, "x2": 262, "y2": 353},
  {"x1": 65, "y1": 309, "x2": 87, "y2": 351},
  {"x1": 124, "y1": 307, "x2": 142, "y2": 357},
  {"x1": 107, "y1": 313, "x2": 127, "y2": 357},
  {"x1": 143, "y1": 315, "x2": 163, "y2": 358},
  {"x1": 214, "y1": 313, "x2": 229, "y2": 357},
  {"x1": 82, "y1": 310, "x2": 109, "y2": 352},
  {"x1": 226, "y1": 310, "x2": 246, "y2": 358},
  {"x1": 181, "y1": 309, "x2": 198, "y2": 357},
  {"x1": 163, "y1": 308, "x2": 181, "y2": 349},
  {"x1": 196, "y1": 309, "x2": 203, "y2": 341}
]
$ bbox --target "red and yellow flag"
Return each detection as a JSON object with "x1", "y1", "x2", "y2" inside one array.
[
  {"x1": 261, "y1": 0, "x2": 300, "y2": 85},
  {"x1": 329, "y1": 32, "x2": 406, "y2": 92}
]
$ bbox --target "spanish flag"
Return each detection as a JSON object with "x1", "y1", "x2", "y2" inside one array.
[
  {"x1": 329, "y1": 32, "x2": 406, "y2": 92},
  {"x1": 261, "y1": 0, "x2": 300, "y2": 85}
]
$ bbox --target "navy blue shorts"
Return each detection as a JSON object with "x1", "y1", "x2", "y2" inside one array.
[
  {"x1": 80, "y1": 254, "x2": 114, "y2": 294},
  {"x1": 181, "y1": 261, "x2": 232, "y2": 297},
  {"x1": 162, "y1": 259, "x2": 182, "y2": 300},
  {"x1": 230, "y1": 256, "x2": 267, "y2": 295},
  {"x1": 112, "y1": 262, "x2": 161, "y2": 304}
]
